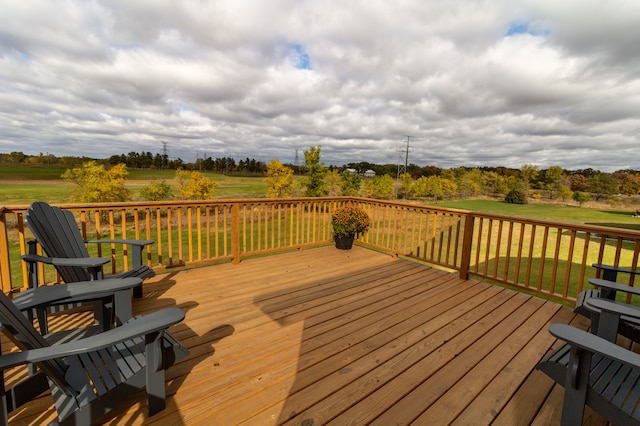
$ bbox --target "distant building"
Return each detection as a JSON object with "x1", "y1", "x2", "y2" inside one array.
[
  {"x1": 364, "y1": 169, "x2": 376, "y2": 178},
  {"x1": 345, "y1": 168, "x2": 357, "y2": 174}
]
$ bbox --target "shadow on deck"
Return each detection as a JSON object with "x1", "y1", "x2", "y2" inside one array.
[{"x1": 5, "y1": 246, "x2": 608, "y2": 425}]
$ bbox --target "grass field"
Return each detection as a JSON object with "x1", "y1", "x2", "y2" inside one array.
[
  {"x1": 2, "y1": 163, "x2": 640, "y2": 230},
  {"x1": 0, "y1": 164, "x2": 270, "y2": 205},
  {"x1": 434, "y1": 198, "x2": 640, "y2": 230}
]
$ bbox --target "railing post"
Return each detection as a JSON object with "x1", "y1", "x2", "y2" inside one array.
[
  {"x1": 231, "y1": 204, "x2": 241, "y2": 264},
  {"x1": 0, "y1": 209, "x2": 12, "y2": 292},
  {"x1": 459, "y1": 212, "x2": 475, "y2": 280}
]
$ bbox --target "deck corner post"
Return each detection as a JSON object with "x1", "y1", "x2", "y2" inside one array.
[
  {"x1": 0, "y1": 210, "x2": 13, "y2": 293},
  {"x1": 459, "y1": 213, "x2": 475, "y2": 280},
  {"x1": 231, "y1": 204, "x2": 241, "y2": 264}
]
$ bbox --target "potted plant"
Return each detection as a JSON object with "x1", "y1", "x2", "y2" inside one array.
[{"x1": 331, "y1": 205, "x2": 370, "y2": 250}]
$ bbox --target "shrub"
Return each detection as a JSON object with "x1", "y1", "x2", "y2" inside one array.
[
  {"x1": 505, "y1": 188, "x2": 528, "y2": 204},
  {"x1": 62, "y1": 161, "x2": 131, "y2": 203},
  {"x1": 176, "y1": 169, "x2": 217, "y2": 200},
  {"x1": 140, "y1": 180, "x2": 173, "y2": 201},
  {"x1": 572, "y1": 191, "x2": 590, "y2": 206}
]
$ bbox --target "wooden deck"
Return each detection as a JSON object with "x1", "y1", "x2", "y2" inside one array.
[{"x1": 5, "y1": 245, "x2": 609, "y2": 425}]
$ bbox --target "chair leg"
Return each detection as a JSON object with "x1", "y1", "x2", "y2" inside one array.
[
  {"x1": 145, "y1": 332, "x2": 166, "y2": 416},
  {"x1": 114, "y1": 290, "x2": 132, "y2": 326},
  {"x1": 133, "y1": 285, "x2": 143, "y2": 299},
  {"x1": 561, "y1": 347, "x2": 591, "y2": 426},
  {"x1": 36, "y1": 307, "x2": 48, "y2": 335}
]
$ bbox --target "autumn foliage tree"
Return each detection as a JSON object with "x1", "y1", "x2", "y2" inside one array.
[
  {"x1": 264, "y1": 159, "x2": 294, "y2": 198},
  {"x1": 176, "y1": 169, "x2": 217, "y2": 200},
  {"x1": 139, "y1": 180, "x2": 173, "y2": 201},
  {"x1": 62, "y1": 161, "x2": 131, "y2": 203},
  {"x1": 301, "y1": 146, "x2": 328, "y2": 197}
]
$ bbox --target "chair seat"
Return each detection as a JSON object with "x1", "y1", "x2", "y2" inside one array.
[{"x1": 539, "y1": 344, "x2": 640, "y2": 424}]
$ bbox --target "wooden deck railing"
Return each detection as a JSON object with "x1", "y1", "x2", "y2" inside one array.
[{"x1": 2, "y1": 197, "x2": 640, "y2": 304}]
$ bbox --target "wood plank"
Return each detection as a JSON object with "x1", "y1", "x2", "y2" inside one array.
[
  {"x1": 421, "y1": 300, "x2": 563, "y2": 424},
  {"x1": 463, "y1": 304, "x2": 576, "y2": 426},
  {"x1": 3, "y1": 246, "x2": 602, "y2": 425},
  {"x1": 241, "y1": 280, "x2": 495, "y2": 425},
  {"x1": 362, "y1": 293, "x2": 541, "y2": 426},
  {"x1": 291, "y1": 288, "x2": 522, "y2": 425}
]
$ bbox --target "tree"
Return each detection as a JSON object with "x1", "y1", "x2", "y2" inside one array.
[
  {"x1": 569, "y1": 174, "x2": 590, "y2": 192},
  {"x1": 264, "y1": 159, "x2": 294, "y2": 198},
  {"x1": 301, "y1": 146, "x2": 328, "y2": 197},
  {"x1": 520, "y1": 164, "x2": 539, "y2": 189},
  {"x1": 362, "y1": 175, "x2": 395, "y2": 199},
  {"x1": 62, "y1": 161, "x2": 131, "y2": 203},
  {"x1": 175, "y1": 169, "x2": 217, "y2": 200},
  {"x1": 412, "y1": 175, "x2": 446, "y2": 200},
  {"x1": 325, "y1": 170, "x2": 343, "y2": 196},
  {"x1": 505, "y1": 187, "x2": 528, "y2": 204},
  {"x1": 139, "y1": 180, "x2": 173, "y2": 201},
  {"x1": 410, "y1": 176, "x2": 430, "y2": 198},
  {"x1": 9, "y1": 151, "x2": 26, "y2": 163},
  {"x1": 457, "y1": 168, "x2": 482, "y2": 197},
  {"x1": 543, "y1": 166, "x2": 565, "y2": 199},
  {"x1": 341, "y1": 171, "x2": 362, "y2": 196},
  {"x1": 572, "y1": 191, "x2": 591, "y2": 206},
  {"x1": 398, "y1": 173, "x2": 414, "y2": 199},
  {"x1": 589, "y1": 173, "x2": 618, "y2": 201},
  {"x1": 558, "y1": 185, "x2": 572, "y2": 201},
  {"x1": 615, "y1": 172, "x2": 640, "y2": 196}
]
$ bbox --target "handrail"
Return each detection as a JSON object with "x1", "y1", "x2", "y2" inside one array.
[{"x1": 2, "y1": 198, "x2": 640, "y2": 304}]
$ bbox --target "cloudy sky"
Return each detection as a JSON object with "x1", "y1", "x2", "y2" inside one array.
[{"x1": 1, "y1": 0, "x2": 639, "y2": 172}]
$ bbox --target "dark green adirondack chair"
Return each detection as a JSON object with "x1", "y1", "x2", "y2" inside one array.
[
  {"x1": 574, "y1": 263, "x2": 640, "y2": 342},
  {"x1": 538, "y1": 298, "x2": 640, "y2": 425},
  {"x1": 0, "y1": 290, "x2": 188, "y2": 425},
  {"x1": 22, "y1": 201, "x2": 155, "y2": 332},
  {"x1": 23, "y1": 201, "x2": 155, "y2": 293}
]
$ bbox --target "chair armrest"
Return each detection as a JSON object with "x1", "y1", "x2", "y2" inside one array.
[
  {"x1": 549, "y1": 323, "x2": 640, "y2": 370},
  {"x1": 584, "y1": 298, "x2": 640, "y2": 342},
  {"x1": 84, "y1": 240, "x2": 153, "y2": 268},
  {"x1": 593, "y1": 263, "x2": 640, "y2": 276},
  {"x1": 585, "y1": 298, "x2": 640, "y2": 319},
  {"x1": 21, "y1": 253, "x2": 110, "y2": 269},
  {"x1": 85, "y1": 239, "x2": 154, "y2": 247},
  {"x1": 0, "y1": 308, "x2": 185, "y2": 370},
  {"x1": 588, "y1": 278, "x2": 640, "y2": 297},
  {"x1": 593, "y1": 263, "x2": 640, "y2": 283},
  {"x1": 11, "y1": 277, "x2": 142, "y2": 310}
]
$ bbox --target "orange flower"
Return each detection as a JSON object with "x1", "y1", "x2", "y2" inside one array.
[{"x1": 332, "y1": 206, "x2": 370, "y2": 237}]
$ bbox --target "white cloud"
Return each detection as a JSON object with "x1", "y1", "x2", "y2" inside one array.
[{"x1": 0, "y1": 0, "x2": 639, "y2": 171}]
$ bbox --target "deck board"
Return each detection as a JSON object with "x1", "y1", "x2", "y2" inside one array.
[{"x1": 3, "y1": 245, "x2": 606, "y2": 425}]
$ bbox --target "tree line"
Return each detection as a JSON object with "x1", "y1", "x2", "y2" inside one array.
[
  {"x1": 4, "y1": 149, "x2": 640, "y2": 206},
  {"x1": 264, "y1": 148, "x2": 640, "y2": 207}
]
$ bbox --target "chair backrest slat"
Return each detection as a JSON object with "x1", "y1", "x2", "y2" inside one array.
[
  {"x1": 25, "y1": 202, "x2": 92, "y2": 282},
  {"x1": 0, "y1": 291, "x2": 69, "y2": 385}
]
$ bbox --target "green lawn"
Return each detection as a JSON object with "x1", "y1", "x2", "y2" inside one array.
[
  {"x1": 0, "y1": 164, "x2": 270, "y2": 204},
  {"x1": 433, "y1": 199, "x2": 640, "y2": 230}
]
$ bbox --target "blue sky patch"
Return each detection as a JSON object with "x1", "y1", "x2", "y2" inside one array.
[
  {"x1": 289, "y1": 43, "x2": 312, "y2": 70},
  {"x1": 506, "y1": 22, "x2": 550, "y2": 37}
]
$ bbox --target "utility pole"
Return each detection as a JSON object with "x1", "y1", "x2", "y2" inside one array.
[
  {"x1": 162, "y1": 141, "x2": 168, "y2": 169},
  {"x1": 397, "y1": 135, "x2": 412, "y2": 177}
]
